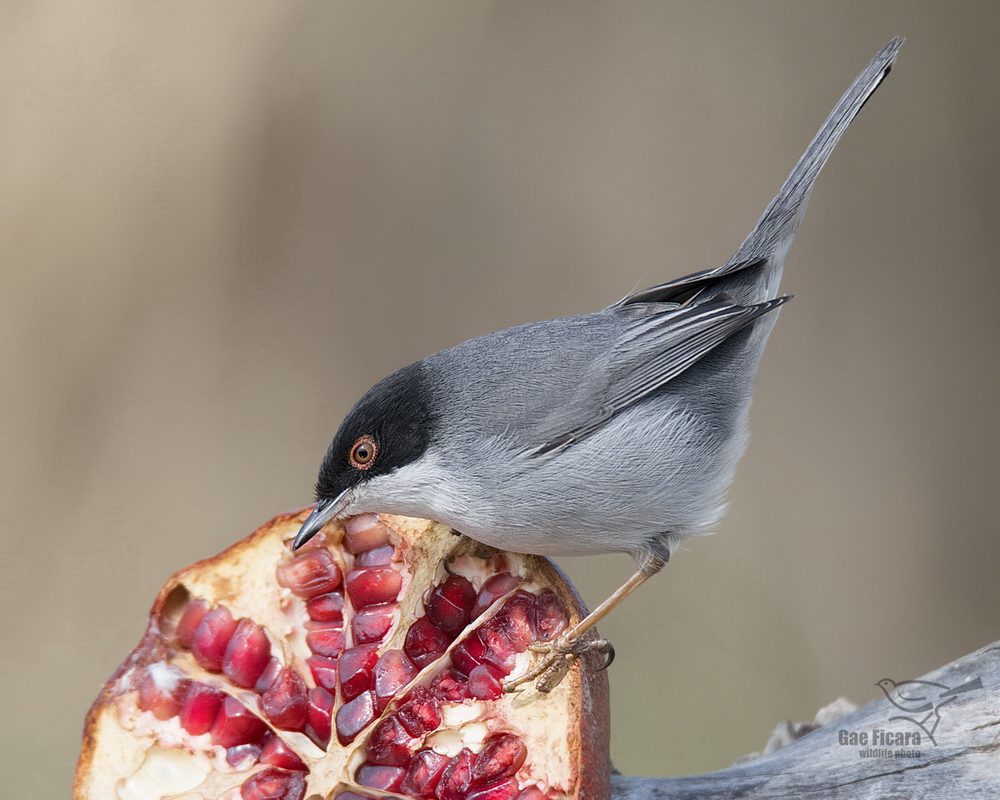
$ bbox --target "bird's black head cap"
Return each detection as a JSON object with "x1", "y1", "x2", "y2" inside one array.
[{"x1": 315, "y1": 361, "x2": 438, "y2": 501}]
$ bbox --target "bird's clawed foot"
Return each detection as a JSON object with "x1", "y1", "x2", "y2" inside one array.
[{"x1": 503, "y1": 635, "x2": 615, "y2": 694}]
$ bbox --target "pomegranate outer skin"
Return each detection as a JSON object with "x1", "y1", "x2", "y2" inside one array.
[{"x1": 74, "y1": 508, "x2": 611, "y2": 800}]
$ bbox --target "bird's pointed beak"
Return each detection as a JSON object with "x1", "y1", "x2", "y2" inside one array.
[{"x1": 294, "y1": 492, "x2": 350, "y2": 550}]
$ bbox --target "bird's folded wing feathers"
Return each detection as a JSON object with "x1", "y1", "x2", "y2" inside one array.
[{"x1": 533, "y1": 295, "x2": 789, "y2": 455}]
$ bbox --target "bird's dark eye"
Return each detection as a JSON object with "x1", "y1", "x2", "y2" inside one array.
[{"x1": 349, "y1": 435, "x2": 378, "y2": 470}]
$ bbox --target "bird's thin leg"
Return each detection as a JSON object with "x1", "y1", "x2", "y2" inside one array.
[
  {"x1": 556, "y1": 566, "x2": 652, "y2": 640},
  {"x1": 505, "y1": 553, "x2": 666, "y2": 693}
]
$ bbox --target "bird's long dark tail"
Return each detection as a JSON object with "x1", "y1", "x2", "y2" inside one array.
[
  {"x1": 728, "y1": 37, "x2": 902, "y2": 300},
  {"x1": 624, "y1": 38, "x2": 902, "y2": 308}
]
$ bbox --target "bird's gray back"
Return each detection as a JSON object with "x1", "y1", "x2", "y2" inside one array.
[{"x1": 422, "y1": 312, "x2": 621, "y2": 440}]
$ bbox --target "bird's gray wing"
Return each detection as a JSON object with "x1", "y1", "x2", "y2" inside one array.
[
  {"x1": 533, "y1": 295, "x2": 789, "y2": 455},
  {"x1": 617, "y1": 37, "x2": 902, "y2": 308}
]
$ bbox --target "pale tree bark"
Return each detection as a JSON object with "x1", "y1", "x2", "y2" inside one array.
[{"x1": 612, "y1": 640, "x2": 1000, "y2": 799}]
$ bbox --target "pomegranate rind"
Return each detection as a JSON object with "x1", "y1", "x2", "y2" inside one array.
[{"x1": 75, "y1": 508, "x2": 610, "y2": 800}]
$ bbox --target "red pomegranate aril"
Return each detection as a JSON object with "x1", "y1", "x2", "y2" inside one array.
[
  {"x1": 468, "y1": 664, "x2": 504, "y2": 700},
  {"x1": 352, "y1": 603, "x2": 397, "y2": 644},
  {"x1": 430, "y1": 669, "x2": 468, "y2": 702},
  {"x1": 425, "y1": 575, "x2": 476, "y2": 636},
  {"x1": 373, "y1": 649, "x2": 417, "y2": 712},
  {"x1": 466, "y1": 778, "x2": 520, "y2": 800},
  {"x1": 336, "y1": 690, "x2": 376, "y2": 744},
  {"x1": 212, "y1": 696, "x2": 267, "y2": 748},
  {"x1": 240, "y1": 766, "x2": 307, "y2": 800},
  {"x1": 472, "y1": 573, "x2": 522, "y2": 618},
  {"x1": 366, "y1": 716, "x2": 415, "y2": 766},
  {"x1": 336, "y1": 793, "x2": 378, "y2": 800},
  {"x1": 401, "y1": 749, "x2": 450, "y2": 797},
  {"x1": 356, "y1": 763, "x2": 406, "y2": 792},
  {"x1": 404, "y1": 618, "x2": 452, "y2": 668},
  {"x1": 307, "y1": 655, "x2": 339, "y2": 693},
  {"x1": 479, "y1": 626, "x2": 518, "y2": 674},
  {"x1": 305, "y1": 621, "x2": 347, "y2": 658},
  {"x1": 532, "y1": 590, "x2": 568, "y2": 641},
  {"x1": 178, "y1": 683, "x2": 225, "y2": 737},
  {"x1": 306, "y1": 591, "x2": 345, "y2": 622},
  {"x1": 450, "y1": 630, "x2": 487, "y2": 676},
  {"x1": 261, "y1": 668, "x2": 308, "y2": 731},
  {"x1": 515, "y1": 788, "x2": 547, "y2": 800},
  {"x1": 175, "y1": 598, "x2": 209, "y2": 648},
  {"x1": 437, "y1": 748, "x2": 474, "y2": 800},
  {"x1": 226, "y1": 741, "x2": 263, "y2": 769},
  {"x1": 260, "y1": 733, "x2": 308, "y2": 770},
  {"x1": 223, "y1": 618, "x2": 272, "y2": 688},
  {"x1": 256, "y1": 656, "x2": 282, "y2": 693},
  {"x1": 190, "y1": 605, "x2": 238, "y2": 672},
  {"x1": 343, "y1": 514, "x2": 391, "y2": 554},
  {"x1": 396, "y1": 685, "x2": 442, "y2": 736},
  {"x1": 346, "y1": 567, "x2": 402, "y2": 607},
  {"x1": 277, "y1": 549, "x2": 342, "y2": 599},
  {"x1": 472, "y1": 733, "x2": 528, "y2": 787},
  {"x1": 137, "y1": 665, "x2": 189, "y2": 720},
  {"x1": 491, "y1": 593, "x2": 537, "y2": 652},
  {"x1": 338, "y1": 643, "x2": 379, "y2": 700},
  {"x1": 305, "y1": 686, "x2": 334, "y2": 749},
  {"x1": 355, "y1": 544, "x2": 395, "y2": 567}
]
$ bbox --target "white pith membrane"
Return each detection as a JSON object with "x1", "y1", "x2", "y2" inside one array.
[{"x1": 75, "y1": 512, "x2": 608, "y2": 800}]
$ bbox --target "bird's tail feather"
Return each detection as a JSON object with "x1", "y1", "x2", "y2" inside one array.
[
  {"x1": 621, "y1": 38, "x2": 901, "y2": 308},
  {"x1": 730, "y1": 37, "x2": 902, "y2": 272}
]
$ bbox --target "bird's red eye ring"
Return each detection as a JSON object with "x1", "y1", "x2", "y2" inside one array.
[{"x1": 349, "y1": 436, "x2": 378, "y2": 470}]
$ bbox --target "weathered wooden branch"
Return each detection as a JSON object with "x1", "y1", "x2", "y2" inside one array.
[{"x1": 612, "y1": 639, "x2": 1000, "y2": 799}]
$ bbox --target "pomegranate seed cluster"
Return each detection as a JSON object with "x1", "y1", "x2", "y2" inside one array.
[{"x1": 78, "y1": 512, "x2": 605, "y2": 800}]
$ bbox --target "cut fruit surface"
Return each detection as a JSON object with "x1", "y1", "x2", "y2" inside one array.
[{"x1": 75, "y1": 510, "x2": 610, "y2": 800}]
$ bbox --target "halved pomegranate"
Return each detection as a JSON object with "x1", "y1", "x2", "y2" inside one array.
[{"x1": 75, "y1": 510, "x2": 610, "y2": 800}]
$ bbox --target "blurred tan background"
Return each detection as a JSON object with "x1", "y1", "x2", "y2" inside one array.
[{"x1": 2, "y1": 1, "x2": 999, "y2": 795}]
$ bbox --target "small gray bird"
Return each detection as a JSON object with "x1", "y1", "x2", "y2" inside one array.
[{"x1": 296, "y1": 39, "x2": 902, "y2": 688}]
